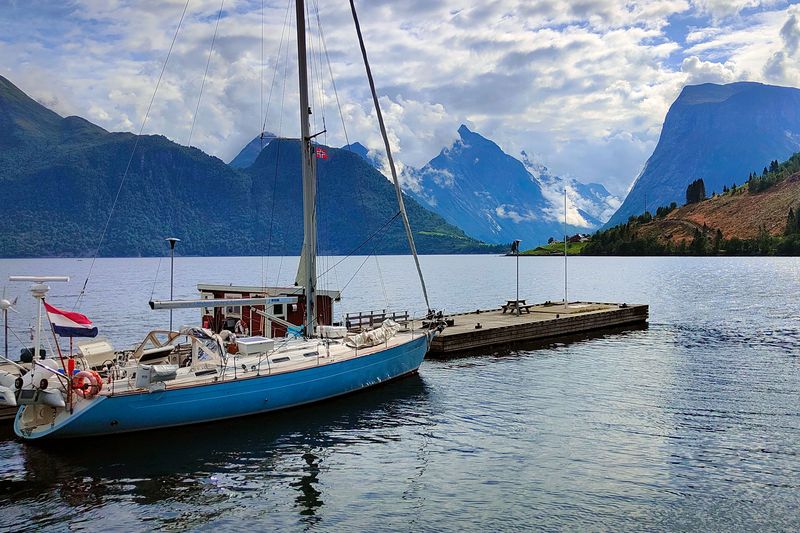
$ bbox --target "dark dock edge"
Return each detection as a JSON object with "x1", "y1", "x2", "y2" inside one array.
[{"x1": 426, "y1": 302, "x2": 648, "y2": 356}]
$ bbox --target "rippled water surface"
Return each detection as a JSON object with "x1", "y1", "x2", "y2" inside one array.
[{"x1": 1, "y1": 255, "x2": 799, "y2": 531}]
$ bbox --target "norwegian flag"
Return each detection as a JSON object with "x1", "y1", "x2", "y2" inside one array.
[{"x1": 315, "y1": 147, "x2": 328, "y2": 159}]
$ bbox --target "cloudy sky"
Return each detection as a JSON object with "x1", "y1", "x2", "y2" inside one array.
[{"x1": 2, "y1": 0, "x2": 800, "y2": 195}]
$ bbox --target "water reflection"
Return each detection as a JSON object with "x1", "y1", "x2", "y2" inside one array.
[
  {"x1": 0, "y1": 374, "x2": 431, "y2": 530},
  {"x1": 436, "y1": 323, "x2": 649, "y2": 360},
  {"x1": 4, "y1": 256, "x2": 800, "y2": 530},
  {"x1": 292, "y1": 452, "x2": 322, "y2": 519}
]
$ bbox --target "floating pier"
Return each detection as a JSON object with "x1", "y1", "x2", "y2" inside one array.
[{"x1": 424, "y1": 301, "x2": 648, "y2": 356}]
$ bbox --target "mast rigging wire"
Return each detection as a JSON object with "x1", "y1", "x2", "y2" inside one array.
[
  {"x1": 266, "y1": 4, "x2": 295, "y2": 288},
  {"x1": 317, "y1": 211, "x2": 401, "y2": 279},
  {"x1": 187, "y1": 0, "x2": 226, "y2": 148},
  {"x1": 348, "y1": 0, "x2": 431, "y2": 312},
  {"x1": 74, "y1": 0, "x2": 191, "y2": 310},
  {"x1": 312, "y1": 0, "x2": 393, "y2": 305},
  {"x1": 259, "y1": 0, "x2": 293, "y2": 290}
]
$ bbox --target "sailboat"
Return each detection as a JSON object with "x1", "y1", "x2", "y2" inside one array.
[{"x1": 11, "y1": 0, "x2": 440, "y2": 440}]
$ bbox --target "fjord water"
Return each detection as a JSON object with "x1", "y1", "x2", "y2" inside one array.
[{"x1": 1, "y1": 255, "x2": 799, "y2": 531}]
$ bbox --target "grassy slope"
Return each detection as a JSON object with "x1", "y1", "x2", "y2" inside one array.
[
  {"x1": 637, "y1": 174, "x2": 800, "y2": 245},
  {"x1": 521, "y1": 241, "x2": 588, "y2": 255}
]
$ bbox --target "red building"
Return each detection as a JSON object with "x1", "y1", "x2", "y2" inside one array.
[{"x1": 197, "y1": 284, "x2": 340, "y2": 338}]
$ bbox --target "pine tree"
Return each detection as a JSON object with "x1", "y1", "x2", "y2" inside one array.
[
  {"x1": 686, "y1": 179, "x2": 706, "y2": 204},
  {"x1": 690, "y1": 227, "x2": 707, "y2": 255},
  {"x1": 757, "y1": 225, "x2": 773, "y2": 255},
  {"x1": 713, "y1": 228, "x2": 723, "y2": 253},
  {"x1": 786, "y1": 207, "x2": 798, "y2": 236}
]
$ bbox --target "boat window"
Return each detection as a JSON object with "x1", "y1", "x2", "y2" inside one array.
[
  {"x1": 273, "y1": 304, "x2": 284, "y2": 316},
  {"x1": 271, "y1": 356, "x2": 290, "y2": 363},
  {"x1": 224, "y1": 293, "x2": 242, "y2": 317},
  {"x1": 201, "y1": 293, "x2": 214, "y2": 316}
]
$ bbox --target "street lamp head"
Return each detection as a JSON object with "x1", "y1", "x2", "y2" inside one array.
[{"x1": 165, "y1": 237, "x2": 181, "y2": 249}]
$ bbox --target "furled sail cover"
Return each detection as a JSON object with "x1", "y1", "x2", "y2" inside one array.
[
  {"x1": 344, "y1": 319, "x2": 401, "y2": 349},
  {"x1": 295, "y1": 245, "x2": 307, "y2": 287}
]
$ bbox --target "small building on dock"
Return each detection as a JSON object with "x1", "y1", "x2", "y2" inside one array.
[{"x1": 196, "y1": 284, "x2": 340, "y2": 338}]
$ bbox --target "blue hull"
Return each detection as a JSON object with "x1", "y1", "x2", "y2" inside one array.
[{"x1": 16, "y1": 334, "x2": 429, "y2": 440}]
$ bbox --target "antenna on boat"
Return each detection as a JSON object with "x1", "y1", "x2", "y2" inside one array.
[
  {"x1": 9, "y1": 276, "x2": 69, "y2": 364},
  {"x1": 165, "y1": 237, "x2": 181, "y2": 331},
  {"x1": 1, "y1": 287, "x2": 18, "y2": 360}
]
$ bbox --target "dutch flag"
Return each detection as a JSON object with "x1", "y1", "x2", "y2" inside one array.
[{"x1": 44, "y1": 302, "x2": 98, "y2": 338}]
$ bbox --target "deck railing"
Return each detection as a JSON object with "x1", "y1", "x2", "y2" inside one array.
[{"x1": 344, "y1": 309, "x2": 410, "y2": 331}]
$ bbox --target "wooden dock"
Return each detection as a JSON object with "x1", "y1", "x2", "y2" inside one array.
[{"x1": 422, "y1": 301, "x2": 648, "y2": 355}]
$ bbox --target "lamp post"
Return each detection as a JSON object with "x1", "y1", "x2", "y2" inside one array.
[
  {"x1": 166, "y1": 237, "x2": 181, "y2": 331},
  {"x1": 1, "y1": 287, "x2": 17, "y2": 360},
  {"x1": 511, "y1": 239, "x2": 521, "y2": 316}
]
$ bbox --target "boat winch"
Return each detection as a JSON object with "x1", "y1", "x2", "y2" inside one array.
[{"x1": 134, "y1": 364, "x2": 178, "y2": 390}]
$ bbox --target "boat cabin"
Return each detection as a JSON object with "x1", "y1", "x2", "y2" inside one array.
[{"x1": 197, "y1": 284, "x2": 340, "y2": 338}]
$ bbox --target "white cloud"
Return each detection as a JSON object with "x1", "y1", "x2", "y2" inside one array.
[
  {"x1": 495, "y1": 205, "x2": 539, "y2": 224},
  {"x1": 2, "y1": 0, "x2": 799, "y2": 197},
  {"x1": 690, "y1": 0, "x2": 783, "y2": 21},
  {"x1": 681, "y1": 55, "x2": 738, "y2": 83}
]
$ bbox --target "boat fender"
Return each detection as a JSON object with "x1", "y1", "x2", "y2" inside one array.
[{"x1": 72, "y1": 370, "x2": 103, "y2": 399}]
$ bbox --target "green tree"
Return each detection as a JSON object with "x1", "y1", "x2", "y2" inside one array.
[
  {"x1": 756, "y1": 225, "x2": 774, "y2": 255},
  {"x1": 686, "y1": 179, "x2": 706, "y2": 204},
  {"x1": 690, "y1": 227, "x2": 707, "y2": 255},
  {"x1": 786, "y1": 207, "x2": 799, "y2": 235},
  {"x1": 713, "y1": 228, "x2": 723, "y2": 253}
]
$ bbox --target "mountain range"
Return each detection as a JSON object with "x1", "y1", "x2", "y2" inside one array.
[
  {"x1": 606, "y1": 81, "x2": 800, "y2": 227},
  {"x1": 403, "y1": 125, "x2": 567, "y2": 244},
  {"x1": 0, "y1": 75, "x2": 501, "y2": 257},
  {"x1": 333, "y1": 126, "x2": 620, "y2": 245},
  {"x1": 228, "y1": 132, "x2": 276, "y2": 168},
  {"x1": 8, "y1": 70, "x2": 798, "y2": 258}
]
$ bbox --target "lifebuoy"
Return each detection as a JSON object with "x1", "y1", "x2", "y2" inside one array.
[{"x1": 71, "y1": 370, "x2": 103, "y2": 399}]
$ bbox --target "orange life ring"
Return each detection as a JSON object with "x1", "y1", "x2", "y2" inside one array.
[{"x1": 71, "y1": 370, "x2": 103, "y2": 399}]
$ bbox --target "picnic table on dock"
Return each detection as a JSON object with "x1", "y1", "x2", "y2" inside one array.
[{"x1": 502, "y1": 299, "x2": 535, "y2": 314}]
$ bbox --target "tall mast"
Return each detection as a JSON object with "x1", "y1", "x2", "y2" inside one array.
[{"x1": 296, "y1": 0, "x2": 317, "y2": 337}]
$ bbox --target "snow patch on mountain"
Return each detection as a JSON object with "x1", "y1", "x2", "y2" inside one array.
[{"x1": 521, "y1": 150, "x2": 620, "y2": 228}]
